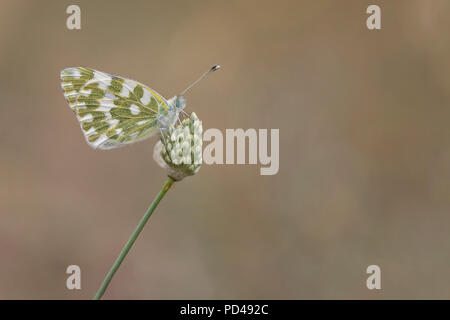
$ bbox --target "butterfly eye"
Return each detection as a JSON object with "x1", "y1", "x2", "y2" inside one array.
[{"x1": 176, "y1": 96, "x2": 186, "y2": 109}]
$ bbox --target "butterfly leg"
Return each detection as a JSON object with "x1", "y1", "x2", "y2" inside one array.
[
  {"x1": 159, "y1": 127, "x2": 167, "y2": 146},
  {"x1": 179, "y1": 110, "x2": 190, "y2": 122}
]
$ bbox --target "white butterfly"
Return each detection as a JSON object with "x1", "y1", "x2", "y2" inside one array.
[{"x1": 60, "y1": 66, "x2": 219, "y2": 149}]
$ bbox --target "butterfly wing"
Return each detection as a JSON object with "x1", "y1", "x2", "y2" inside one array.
[{"x1": 60, "y1": 67, "x2": 169, "y2": 149}]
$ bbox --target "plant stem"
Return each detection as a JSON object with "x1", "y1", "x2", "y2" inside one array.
[{"x1": 93, "y1": 176, "x2": 175, "y2": 300}]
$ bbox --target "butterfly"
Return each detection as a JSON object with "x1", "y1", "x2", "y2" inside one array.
[{"x1": 60, "y1": 65, "x2": 220, "y2": 149}]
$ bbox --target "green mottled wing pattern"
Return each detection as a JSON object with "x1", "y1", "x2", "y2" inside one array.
[{"x1": 60, "y1": 67, "x2": 169, "y2": 149}]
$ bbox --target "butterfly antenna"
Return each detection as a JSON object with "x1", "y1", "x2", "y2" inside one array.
[{"x1": 179, "y1": 65, "x2": 221, "y2": 95}]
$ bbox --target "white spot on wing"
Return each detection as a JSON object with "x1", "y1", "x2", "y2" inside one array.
[
  {"x1": 107, "y1": 119, "x2": 119, "y2": 128},
  {"x1": 105, "y1": 92, "x2": 116, "y2": 100},
  {"x1": 75, "y1": 102, "x2": 87, "y2": 109},
  {"x1": 80, "y1": 114, "x2": 93, "y2": 122},
  {"x1": 120, "y1": 86, "x2": 129, "y2": 97},
  {"x1": 92, "y1": 134, "x2": 109, "y2": 148},
  {"x1": 124, "y1": 81, "x2": 137, "y2": 92},
  {"x1": 130, "y1": 104, "x2": 140, "y2": 115},
  {"x1": 98, "y1": 79, "x2": 111, "y2": 90},
  {"x1": 140, "y1": 89, "x2": 151, "y2": 105},
  {"x1": 85, "y1": 127, "x2": 97, "y2": 136},
  {"x1": 97, "y1": 105, "x2": 113, "y2": 112},
  {"x1": 62, "y1": 68, "x2": 81, "y2": 78}
]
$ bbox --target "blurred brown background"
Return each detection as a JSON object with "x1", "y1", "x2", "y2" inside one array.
[{"x1": 0, "y1": 0, "x2": 449, "y2": 299}]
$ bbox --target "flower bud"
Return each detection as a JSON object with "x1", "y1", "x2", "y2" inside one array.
[{"x1": 153, "y1": 112, "x2": 203, "y2": 181}]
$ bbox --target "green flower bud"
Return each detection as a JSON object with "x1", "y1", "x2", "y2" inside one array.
[{"x1": 153, "y1": 112, "x2": 203, "y2": 181}]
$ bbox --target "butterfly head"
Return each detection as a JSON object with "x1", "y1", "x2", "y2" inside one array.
[{"x1": 175, "y1": 96, "x2": 186, "y2": 110}]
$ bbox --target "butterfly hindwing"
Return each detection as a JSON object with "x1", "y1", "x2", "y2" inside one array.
[{"x1": 60, "y1": 67, "x2": 169, "y2": 149}]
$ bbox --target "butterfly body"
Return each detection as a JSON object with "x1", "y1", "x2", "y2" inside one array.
[
  {"x1": 60, "y1": 67, "x2": 186, "y2": 149},
  {"x1": 159, "y1": 96, "x2": 186, "y2": 128}
]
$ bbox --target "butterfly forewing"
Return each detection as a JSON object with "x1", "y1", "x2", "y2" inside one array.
[{"x1": 60, "y1": 67, "x2": 169, "y2": 149}]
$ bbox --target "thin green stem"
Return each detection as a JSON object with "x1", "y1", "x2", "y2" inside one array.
[{"x1": 93, "y1": 176, "x2": 175, "y2": 300}]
